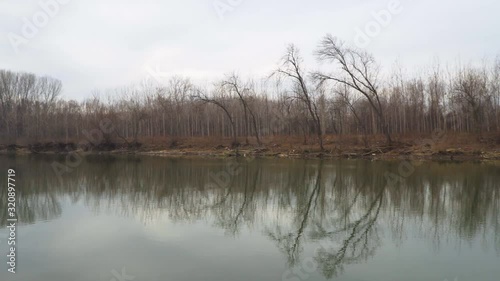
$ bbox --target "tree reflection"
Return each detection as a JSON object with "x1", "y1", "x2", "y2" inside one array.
[
  {"x1": 1, "y1": 155, "x2": 499, "y2": 279},
  {"x1": 211, "y1": 162, "x2": 261, "y2": 236},
  {"x1": 312, "y1": 188, "x2": 383, "y2": 278},
  {"x1": 266, "y1": 160, "x2": 323, "y2": 266}
]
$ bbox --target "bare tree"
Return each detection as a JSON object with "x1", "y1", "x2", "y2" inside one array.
[
  {"x1": 1, "y1": 45, "x2": 500, "y2": 148},
  {"x1": 452, "y1": 65, "x2": 489, "y2": 134},
  {"x1": 193, "y1": 87, "x2": 238, "y2": 146},
  {"x1": 491, "y1": 58, "x2": 500, "y2": 131},
  {"x1": 274, "y1": 44, "x2": 325, "y2": 150},
  {"x1": 222, "y1": 74, "x2": 262, "y2": 145},
  {"x1": 335, "y1": 84, "x2": 369, "y2": 147},
  {"x1": 314, "y1": 34, "x2": 392, "y2": 145}
]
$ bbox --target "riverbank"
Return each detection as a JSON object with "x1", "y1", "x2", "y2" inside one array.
[{"x1": 2, "y1": 134, "x2": 500, "y2": 161}]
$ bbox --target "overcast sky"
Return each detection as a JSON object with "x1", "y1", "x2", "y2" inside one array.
[{"x1": 1, "y1": 0, "x2": 499, "y2": 100}]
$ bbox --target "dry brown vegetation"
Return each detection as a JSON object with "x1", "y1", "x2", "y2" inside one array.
[
  {"x1": 1, "y1": 35, "x2": 500, "y2": 160},
  {"x1": 4, "y1": 132, "x2": 500, "y2": 161}
]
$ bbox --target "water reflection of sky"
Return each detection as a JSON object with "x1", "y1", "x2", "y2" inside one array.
[{"x1": 0, "y1": 156, "x2": 499, "y2": 281}]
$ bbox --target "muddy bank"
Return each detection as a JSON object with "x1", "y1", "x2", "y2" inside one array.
[{"x1": 2, "y1": 140, "x2": 500, "y2": 161}]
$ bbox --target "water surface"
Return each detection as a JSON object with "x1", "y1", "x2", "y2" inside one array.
[{"x1": 0, "y1": 155, "x2": 499, "y2": 281}]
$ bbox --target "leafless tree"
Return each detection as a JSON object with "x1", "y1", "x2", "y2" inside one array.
[
  {"x1": 452, "y1": 65, "x2": 489, "y2": 134},
  {"x1": 222, "y1": 74, "x2": 262, "y2": 145},
  {"x1": 274, "y1": 44, "x2": 325, "y2": 150},
  {"x1": 314, "y1": 34, "x2": 392, "y2": 145},
  {"x1": 1, "y1": 42, "x2": 499, "y2": 148},
  {"x1": 193, "y1": 87, "x2": 238, "y2": 146}
]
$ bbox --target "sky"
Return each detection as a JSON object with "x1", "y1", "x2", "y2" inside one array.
[{"x1": 1, "y1": 0, "x2": 499, "y2": 100}]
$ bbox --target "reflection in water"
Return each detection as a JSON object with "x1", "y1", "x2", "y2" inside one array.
[{"x1": 1, "y1": 155, "x2": 499, "y2": 279}]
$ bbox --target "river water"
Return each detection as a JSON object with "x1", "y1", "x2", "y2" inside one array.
[{"x1": 0, "y1": 155, "x2": 499, "y2": 281}]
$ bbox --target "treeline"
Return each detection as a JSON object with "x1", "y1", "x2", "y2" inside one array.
[{"x1": 1, "y1": 35, "x2": 500, "y2": 147}]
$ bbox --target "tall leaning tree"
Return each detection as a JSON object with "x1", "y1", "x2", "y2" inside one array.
[
  {"x1": 222, "y1": 74, "x2": 262, "y2": 145},
  {"x1": 193, "y1": 87, "x2": 238, "y2": 146},
  {"x1": 314, "y1": 34, "x2": 392, "y2": 145},
  {"x1": 274, "y1": 44, "x2": 324, "y2": 151}
]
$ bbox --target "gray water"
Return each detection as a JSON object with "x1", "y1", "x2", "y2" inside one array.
[{"x1": 0, "y1": 155, "x2": 499, "y2": 281}]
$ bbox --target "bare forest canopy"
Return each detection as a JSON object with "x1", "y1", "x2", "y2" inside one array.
[{"x1": 1, "y1": 35, "x2": 500, "y2": 148}]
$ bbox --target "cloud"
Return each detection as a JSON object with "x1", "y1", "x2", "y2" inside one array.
[{"x1": 1, "y1": 0, "x2": 499, "y2": 100}]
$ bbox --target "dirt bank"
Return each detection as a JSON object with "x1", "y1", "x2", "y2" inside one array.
[{"x1": 2, "y1": 134, "x2": 500, "y2": 161}]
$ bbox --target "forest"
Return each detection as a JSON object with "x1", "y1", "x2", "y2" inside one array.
[{"x1": 1, "y1": 35, "x2": 499, "y2": 152}]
